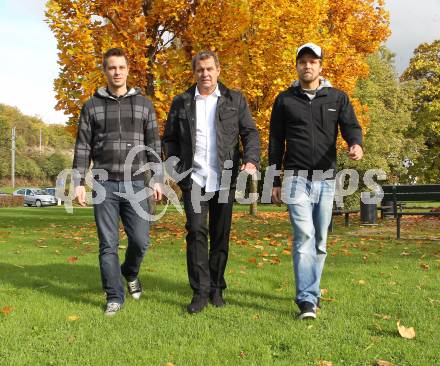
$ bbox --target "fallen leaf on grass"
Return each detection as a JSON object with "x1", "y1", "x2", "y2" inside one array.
[
  {"x1": 321, "y1": 297, "x2": 336, "y2": 303},
  {"x1": 165, "y1": 363, "x2": 175, "y2": 366},
  {"x1": 37, "y1": 245, "x2": 48, "y2": 248},
  {"x1": 375, "y1": 360, "x2": 393, "y2": 366},
  {"x1": 397, "y1": 320, "x2": 416, "y2": 339},
  {"x1": 317, "y1": 361, "x2": 333, "y2": 366},
  {"x1": 374, "y1": 313, "x2": 391, "y2": 320},
  {"x1": 320, "y1": 288, "x2": 329, "y2": 296},
  {"x1": 373, "y1": 322, "x2": 383, "y2": 331},
  {"x1": 420, "y1": 263, "x2": 429, "y2": 271},
  {"x1": 67, "y1": 256, "x2": 78, "y2": 263},
  {"x1": 400, "y1": 251, "x2": 411, "y2": 256},
  {"x1": 252, "y1": 314, "x2": 260, "y2": 320},
  {"x1": 67, "y1": 335, "x2": 75, "y2": 343},
  {"x1": 358, "y1": 280, "x2": 366, "y2": 285},
  {"x1": 239, "y1": 351, "x2": 246, "y2": 359},
  {"x1": 270, "y1": 257, "x2": 280, "y2": 265},
  {"x1": 282, "y1": 249, "x2": 291, "y2": 255},
  {"x1": 67, "y1": 315, "x2": 80, "y2": 322},
  {"x1": 247, "y1": 257, "x2": 257, "y2": 264},
  {"x1": 1, "y1": 306, "x2": 13, "y2": 315}
]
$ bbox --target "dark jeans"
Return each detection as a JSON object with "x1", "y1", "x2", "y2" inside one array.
[
  {"x1": 93, "y1": 180, "x2": 150, "y2": 303},
  {"x1": 182, "y1": 183, "x2": 235, "y2": 297}
]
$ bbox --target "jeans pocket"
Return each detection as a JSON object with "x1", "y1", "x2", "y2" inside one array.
[{"x1": 283, "y1": 176, "x2": 309, "y2": 204}]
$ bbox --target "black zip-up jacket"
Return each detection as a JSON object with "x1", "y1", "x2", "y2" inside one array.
[
  {"x1": 162, "y1": 82, "x2": 260, "y2": 190},
  {"x1": 269, "y1": 85, "x2": 362, "y2": 186},
  {"x1": 72, "y1": 87, "x2": 162, "y2": 185}
]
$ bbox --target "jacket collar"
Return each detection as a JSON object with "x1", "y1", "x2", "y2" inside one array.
[
  {"x1": 194, "y1": 84, "x2": 221, "y2": 99},
  {"x1": 94, "y1": 86, "x2": 141, "y2": 100},
  {"x1": 183, "y1": 81, "x2": 230, "y2": 101},
  {"x1": 290, "y1": 77, "x2": 332, "y2": 98}
]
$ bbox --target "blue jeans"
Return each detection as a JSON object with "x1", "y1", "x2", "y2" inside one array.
[
  {"x1": 93, "y1": 180, "x2": 150, "y2": 304},
  {"x1": 286, "y1": 176, "x2": 335, "y2": 306}
]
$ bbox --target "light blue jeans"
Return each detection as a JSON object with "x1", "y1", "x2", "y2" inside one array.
[{"x1": 285, "y1": 176, "x2": 335, "y2": 306}]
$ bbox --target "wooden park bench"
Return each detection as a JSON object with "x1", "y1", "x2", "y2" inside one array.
[{"x1": 381, "y1": 184, "x2": 440, "y2": 239}]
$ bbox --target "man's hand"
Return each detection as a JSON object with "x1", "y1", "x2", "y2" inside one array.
[
  {"x1": 348, "y1": 144, "x2": 363, "y2": 160},
  {"x1": 153, "y1": 183, "x2": 163, "y2": 202},
  {"x1": 240, "y1": 162, "x2": 257, "y2": 175},
  {"x1": 74, "y1": 185, "x2": 87, "y2": 206},
  {"x1": 272, "y1": 187, "x2": 282, "y2": 206}
]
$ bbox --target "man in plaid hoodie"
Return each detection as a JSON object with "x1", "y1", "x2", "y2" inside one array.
[{"x1": 73, "y1": 48, "x2": 162, "y2": 316}]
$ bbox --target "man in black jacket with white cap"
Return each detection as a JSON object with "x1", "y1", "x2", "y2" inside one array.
[{"x1": 269, "y1": 42, "x2": 363, "y2": 319}]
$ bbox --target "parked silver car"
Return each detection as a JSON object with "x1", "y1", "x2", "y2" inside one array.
[
  {"x1": 13, "y1": 188, "x2": 57, "y2": 207},
  {"x1": 44, "y1": 187, "x2": 63, "y2": 205}
]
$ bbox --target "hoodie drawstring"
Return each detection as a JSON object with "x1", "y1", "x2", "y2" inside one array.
[
  {"x1": 130, "y1": 96, "x2": 135, "y2": 125},
  {"x1": 104, "y1": 98, "x2": 108, "y2": 133}
]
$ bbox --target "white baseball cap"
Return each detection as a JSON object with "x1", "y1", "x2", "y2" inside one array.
[{"x1": 296, "y1": 42, "x2": 323, "y2": 59}]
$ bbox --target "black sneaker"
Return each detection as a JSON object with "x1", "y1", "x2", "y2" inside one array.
[
  {"x1": 187, "y1": 294, "x2": 209, "y2": 314},
  {"x1": 209, "y1": 289, "x2": 226, "y2": 307},
  {"x1": 127, "y1": 278, "x2": 142, "y2": 300},
  {"x1": 298, "y1": 301, "x2": 317, "y2": 320}
]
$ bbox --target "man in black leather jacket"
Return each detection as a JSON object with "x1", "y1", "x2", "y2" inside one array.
[{"x1": 163, "y1": 51, "x2": 260, "y2": 314}]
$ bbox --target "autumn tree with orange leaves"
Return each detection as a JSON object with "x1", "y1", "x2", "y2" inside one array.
[{"x1": 46, "y1": 0, "x2": 389, "y2": 155}]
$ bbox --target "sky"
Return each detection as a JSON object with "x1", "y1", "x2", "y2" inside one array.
[{"x1": 0, "y1": 0, "x2": 439, "y2": 125}]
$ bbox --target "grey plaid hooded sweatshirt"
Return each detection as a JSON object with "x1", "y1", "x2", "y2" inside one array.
[{"x1": 72, "y1": 87, "x2": 162, "y2": 185}]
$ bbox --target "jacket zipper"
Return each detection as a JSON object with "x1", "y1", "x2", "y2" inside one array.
[
  {"x1": 309, "y1": 100, "x2": 315, "y2": 168},
  {"x1": 117, "y1": 99, "x2": 122, "y2": 177}
]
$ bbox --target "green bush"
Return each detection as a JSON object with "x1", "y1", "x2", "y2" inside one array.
[{"x1": 15, "y1": 156, "x2": 43, "y2": 180}]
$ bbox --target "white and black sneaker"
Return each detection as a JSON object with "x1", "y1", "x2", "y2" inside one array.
[
  {"x1": 104, "y1": 302, "x2": 122, "y2": 316},
  {"x1": 298, "y1": 301, "x2": 317, "y2": 320},
  {"x1": 127, "y1": 278, "x2": 142, "y2": 300}
]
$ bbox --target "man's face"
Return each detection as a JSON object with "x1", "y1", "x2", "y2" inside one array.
[
  {"x1": 194, "y1": 57, "x2": 220, "y2": 94},
  {"x1": 104, "y1": 56, "x2": 129, "y2": 89},
  {"x1": 296, "y1": 53, "x2": 322, "y2": 85}
]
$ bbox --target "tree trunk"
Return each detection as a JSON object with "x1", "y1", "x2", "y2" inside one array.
[{"x1": 249, "y1": 178, "x2": 258, "y2": 216}]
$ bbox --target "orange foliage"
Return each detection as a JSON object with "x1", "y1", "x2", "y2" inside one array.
[{"x1": 46, "y1": 0, "x2": 389, "y2": 154}]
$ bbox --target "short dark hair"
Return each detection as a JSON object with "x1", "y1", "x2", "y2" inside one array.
[
  {"x1": 191, "y1": 51, "x2": 220, "y2": 72},
  {"x1": 103, "y1": 48, "x2": 129, "y2": 69}
]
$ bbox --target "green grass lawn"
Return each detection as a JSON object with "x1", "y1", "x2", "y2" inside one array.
[{"x1": 0, "y1": 205, "x2": 439, "y2": 365}]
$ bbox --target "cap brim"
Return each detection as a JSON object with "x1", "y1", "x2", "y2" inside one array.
[{"x1": 296, "y1": 47, "x2": 322, "y2": 59}]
